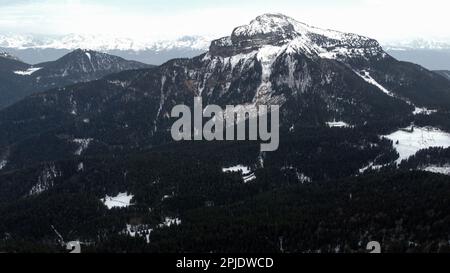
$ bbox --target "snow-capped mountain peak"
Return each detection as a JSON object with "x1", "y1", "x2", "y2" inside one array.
[
  {"x1": 0, "y1": 34, "x2": 211, "y2": 64},
  {"x1": 233, "y1": 13, "x2": 301, "y2": 37},
  {"x1": 0, "y1": 33, "x2": 210, "y2": 52},
  {"x1": 231, "y1": 13, "x2": 373, "y2": 44},
  {"x1": 385, "y1": 38, "x2": 450, "y2": 50},
  {"x1": 211, "y1": 13, "x2": 385, "y2": 62}
]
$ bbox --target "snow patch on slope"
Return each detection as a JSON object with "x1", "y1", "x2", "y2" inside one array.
[
  {"x1": 254, "y1": 45, "x2": 284, "y2": 103},
  {"x1": 29, "y1": 164, "x2": 61, "y2": 196},
  {"x1": 359, "y1": 162, "x2": 385, "y2": 174},
  {"x1": 0, "y1": 160, "x2": 7, "y2": 170},
  {"x1": 223, "y1": 165, "x2": 252, "y2": 175},
  {"x1": 421, "y1": 165, "x2": 450, "y2": 175},
  {"x1": 223, "y1": 165, "x2": 256, "y2": 183},
  {"x1": 153, "y1": 76, "x2": 167, "y2": 133},
  {"x1": 413, "y1": 107, "x2": 437, "y2": 115},
  {"x1": 281, "y1": 166, "x2": 312, "y2": 183},
  {"x1": 14, "y1": 67, "x2": 42, "y2": 75},
  {"x1": 159, "y1": 217, "x2": 182, "y2": 228},
  {"x1": 353, "y1": 70, "x2": 395, "y2": 97},
  {"x1": 101, "y1": 192, "x2": 134, "y2": 209},
  {"x1": 326, "y1": 121, "x2": 352, "y2": 128},
  {"x1": 73, "y1": 138, "x2": 93, "y2": 156}
]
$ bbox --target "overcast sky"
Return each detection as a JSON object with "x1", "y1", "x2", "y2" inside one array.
[{"x1": 0, "y1": 0, "x2": 449, "y2": 43}]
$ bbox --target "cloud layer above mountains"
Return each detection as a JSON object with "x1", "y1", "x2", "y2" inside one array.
[{"x1": 0, "y1": 0, "x2": 449, "y2": 43}]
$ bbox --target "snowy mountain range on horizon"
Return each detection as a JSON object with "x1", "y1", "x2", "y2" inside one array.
[
  {"x1": 2, "y1": 31, "x2": 450, "y2": 68},
  {"x1": 383, "y1": 38, "x2": 450, "y2": 51},
  {"x1": 2, "y1": 32, "x2": 450, "y2": 51},
  {"x1": 0, "y1": 34, "x2": 211, "y2": 65},
  {"x1": 0, "y1": 33, "x2": 211, "y2": 51}
]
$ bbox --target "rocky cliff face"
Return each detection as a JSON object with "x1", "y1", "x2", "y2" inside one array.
[{"x1": 211, "y1": 14, "x2": 383, "y2": 61}]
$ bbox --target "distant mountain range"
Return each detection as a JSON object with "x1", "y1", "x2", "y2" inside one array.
[
  {"x1": 0, "y1": 34, "x2": 210, "y2": 65},
  {"x1": 2, "y1": 33, "x2": 450, "y2": 72},
  {"x1": 384, "y1": 39, "x2": 450, "y2": 70},
  {"x1": 385, "y1": 39, "x2": 450, "y2": 51},
  {"x1": 0, "y1": 49, "x2": 150, "y2": 108},
  {"x1": 2, "y1": 34, "x2": 450, "y2": 70}
]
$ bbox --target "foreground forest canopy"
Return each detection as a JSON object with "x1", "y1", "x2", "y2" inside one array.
[{"x1": 1, "y1": 138, "x2": 450, "y2": 253}]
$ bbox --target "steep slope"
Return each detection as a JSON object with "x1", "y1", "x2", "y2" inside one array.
[
  {"x1": 0, "y1": 49, "x2": 151, "y2": 109},
  {"x1": 0, "y1": 52, "x2": 34, "y2": 108},
  {"x1": 435, "y1": 70, "x2": 450, "y2": 80},
  {"x1": 0, "y1": 51, "x2": 30, "y2": 72}
]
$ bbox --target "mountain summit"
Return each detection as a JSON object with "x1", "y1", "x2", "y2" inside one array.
[
  {"x1": 34, "y1": 48, "x2": 149, "y2": 81},
  {"x1": 211, "y1": 13, "x2": 383, "y2": 62}
]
